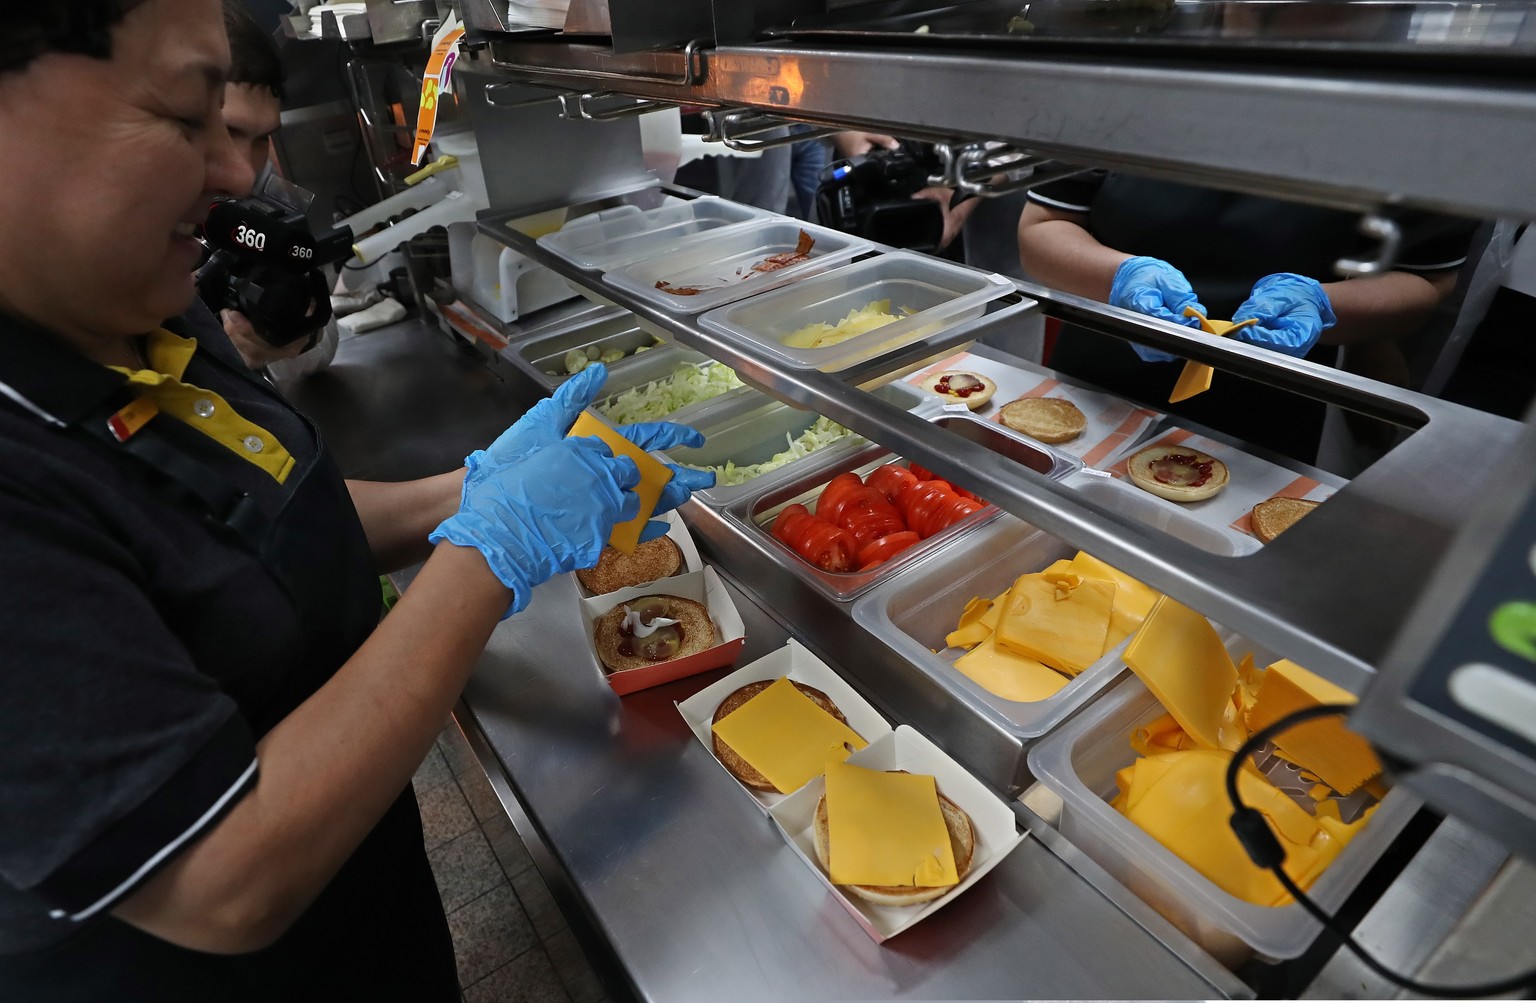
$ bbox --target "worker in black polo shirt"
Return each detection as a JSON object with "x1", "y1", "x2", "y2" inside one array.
[
  {"x1": 1018, "y1": 172, "x2": 1474, "y2": 462},
  {"x1": 0, "y1": 2, "x2": 710, "y2": 999}
]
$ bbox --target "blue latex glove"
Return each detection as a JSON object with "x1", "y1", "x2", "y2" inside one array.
[
  {"x1": 616, "y1": 421, "x2": 717, "y2": 517},
  {"x1": 464, "y1": 365, "x2": 714, "y2": 515},
  {"x1": 465, "y1": 363, "x2": 609, "y2": 497},
  {"x1": 1109, "y1": 256, "x2": 1208, "y2": 363},
  {"x1": 1231, "y1": 273, "x2": 1337, "y2": 359},
  {"x1": 431, "y1": 437, "x2": 642, "y2": 618}
]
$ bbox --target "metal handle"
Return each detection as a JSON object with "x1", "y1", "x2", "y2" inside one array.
[
  {"x1": 702, "y1": 109, "x2": 839, "y2": 152},
  {"x1": 945, "y1": 143, "x2": 1090, "y2": 198},
  {"x1": 1335, "y1": 213, "x2": 1404, "y2": 277},
  {"x1": 490, "y1": 36, "x2": 710, "y2": 88},
  {"x1": 557, "y1": 91, "x2": 674, "y2": 122},
  {"x1": 483, "y1": 81, "x2": 570, "y2": 109}
]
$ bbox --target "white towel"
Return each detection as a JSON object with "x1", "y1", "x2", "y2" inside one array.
[{"x1": 337, "y1": 297, "x2": 407, "y2": 335}]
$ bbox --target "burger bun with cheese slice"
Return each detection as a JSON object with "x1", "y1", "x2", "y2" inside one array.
[
  {"x1": 711, "y1": 680, "x2": 848, "y2": 792},
  {"x1": 918, "y1": 371, "x2": 997, "y2": 411},
  {"x1": 1126, "y1": 445, "x2": 1229, "y2": 502},
  {"x1": 811, "y1": 782, "x2": 977, "y2": 907}
]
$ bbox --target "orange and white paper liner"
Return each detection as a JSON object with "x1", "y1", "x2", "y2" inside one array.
[
  {"x1": 1103, "y1": 429, "x2": 1341, "y2": 541},
  {"x1": 907, "y1": 351, "x2": 1160, "y2": 467}
]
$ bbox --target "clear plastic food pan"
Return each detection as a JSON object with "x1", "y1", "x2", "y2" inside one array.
[
  {"x1": 698, "y1": 251, "x2": 1016, "y2": 372},
  {"x1": 850, "y1": 517, "x2": 1129, "y2": 732},
  {"x1": 509, "y1": 313, "x2": 665, "y2": 389},
  {"x1": 1028, "y1": 667, "x2": 1418, "y2": 966},
  {"x1": 535, "y1": 196, "x2": 768, "y2": 273},
  {"x1": 604, "y1": 221, "x2": 868, "y2": 315}
]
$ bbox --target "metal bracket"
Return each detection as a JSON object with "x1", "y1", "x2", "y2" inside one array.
[
  {"x1": 701, "y1": 108, "x2": 839, "y2": 152},
  {"x1": 483, "y1": 82, "x2": 571, "y2": 109},
  {"x1": 928, "y1": 142, "x2": 1091, "y2": 198},
  {"x1": 1335, "y1": 213, "x2": 1404, "y2": 277},
  {"x1": 489, "y1": 36, "x2": 711, "y2": 88},
  {"x1": 557, "y1": 91, "x2": 673, "y2": 122}
]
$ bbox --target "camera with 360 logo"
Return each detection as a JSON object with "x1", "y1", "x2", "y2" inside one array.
[{"x1": 195, "y1": 177, "x2": 354, "y2": 348}]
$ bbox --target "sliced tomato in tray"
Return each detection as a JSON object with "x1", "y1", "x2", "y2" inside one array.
[
  {"x1": 865, "y1": 463, "x2": 919, "y2": 504},
  {"x1": 857, "y1": 530, "x2": 920, "y2": 568}
]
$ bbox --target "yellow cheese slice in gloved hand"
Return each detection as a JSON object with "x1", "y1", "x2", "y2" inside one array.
[
  {"x1": 1124, "y1": 596, "x2": 1237, "y2": 749},
  {"x1": 567, "y1": 411, "x2": 673, "y2": 554},
  {"x1": 824, "y1": 759, "x2": 959, "y2": 888},
  {"x1": 710, "y1": 677, "x2": 867, "y2": 794},
  {"x1": 1169, "y1": 307, "x2": 1260, "y2": 404}
]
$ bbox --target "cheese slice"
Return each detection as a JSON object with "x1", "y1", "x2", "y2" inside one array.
[
  {"x1": 996, "y1": 572, "x2": 1116, "y2": 675},
  {"x1": 824, "y1": 760, "x2": 959, "y2": 888},
  {"x1": 1066, "y1": 551, "x2": 1160, "y2": 641},
  {"x1": 954, "y1": 634, "x2": 1070, "y2": 702},
  {"x1": 946, "y1": 596, "x2": 995, "y2": 650},
  {"x1": 710, "y1": 677, "x2": 867, "y2": 794},
  {"x1": 1247, "y1": 659, "x2": 1382, "y2": 795},
  {"x1": 567, "y1": 411, "x2": 673, "y2": 554},
  {"x1": 1124, "y1": 596, "x2": 1237, "y2": 749},
  {"x1": 1130, "y1": 712, "x2": 1199, "y2": 757},
  {"x1": 1169, "y1": 308, "x2": 1260, "y2": 404},
  {"x1": 1116, "y1": 750, "x2": 1354, "y2": 906}
]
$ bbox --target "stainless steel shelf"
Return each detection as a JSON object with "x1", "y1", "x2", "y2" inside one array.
[
  {"x1": 470, "y1": 39, "x2": 1536, "y2": 220},
  {"x1": 482, "y1": 207, "x2": 1527, "y2": 690}
]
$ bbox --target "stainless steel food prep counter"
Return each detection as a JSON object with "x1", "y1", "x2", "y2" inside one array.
[{"x1": 284, "y1": 315, "x2": 1532, "y2": 1002}]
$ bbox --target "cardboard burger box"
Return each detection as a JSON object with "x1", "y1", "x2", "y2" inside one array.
[{"x1": 582, "y1": 565, "x2": 745, "y2": 696}]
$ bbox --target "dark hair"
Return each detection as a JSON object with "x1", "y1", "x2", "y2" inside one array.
[
  {"x1": 0, "y1": 0, "x2": 150, "y2": 76},
  {"x1": 224, "y1": 0, "x2": 285, "y2": 102}
]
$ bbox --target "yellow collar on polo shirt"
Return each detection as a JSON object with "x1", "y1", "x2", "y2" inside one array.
[{"x1": 107, "y1": 328, "x2": 296, "y2": 484}]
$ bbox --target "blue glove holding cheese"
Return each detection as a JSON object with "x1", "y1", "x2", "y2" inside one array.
[
  {"x1": 1109, "y1": 256, "x2": 1208, "y2": 364},
  {"x1": 1231, "y1": 273, "x2": 1337, "y2": 359},
  {"x1": 432, "y1": 437, "x2": 643, "y2": 617},
  {"x1": 466, "y1": 362, "x2": 714, "y2": 515}
]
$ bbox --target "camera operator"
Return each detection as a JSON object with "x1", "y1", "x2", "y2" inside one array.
[{"x1": 217, "y1": 0, "x2": 337, "y2": 378}]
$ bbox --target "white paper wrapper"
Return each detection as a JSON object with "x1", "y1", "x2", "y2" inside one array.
[
  {"x1": 675, "y1": 639, "x2": 892, "y2": 813},
  {"x1": 769, "y1": 726, "x2": 1028, "y2": 943},
  {"x1": 582, "y1": 566, "x2": 745, "y2": 695},
  {"x1": 572, "y1": 510, "x2": 703, "y2": 599},
  {"x1": 908, "y1": 350, "x2": 1162, "y2": 468},
  {"x1": 1100, "y1": 427, "x2": 1345, "y2": 548}
]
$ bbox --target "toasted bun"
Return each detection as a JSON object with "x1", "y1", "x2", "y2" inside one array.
[
  {"x1": 919, "y1": 371, "x2": 997, "y2": 411},
  {"x1": 998, "y1": 397, "x2": 1086, "y2": 444},
  {"x1": 811, "y1": 783, "x2": 976, "y2": 907},
  {"x1": 576, "y1": 537, "x2": 683, "y2": 595},
  {"x1": 1251, "y1": 496, "x2": 1320, "y2": 543},
  {"x1": 711, "y1": 681, "x2": 848, "y2": 792},
  {"x1": 593, "y1": 595, "x2": 714, "y2": 674},
  {"x1": 1126, "y1": 445, "x2": 1230, "y2": 502}
]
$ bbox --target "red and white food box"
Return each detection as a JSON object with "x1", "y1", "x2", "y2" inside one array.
[
  {"x1": 582, "y1": 565, "x2": 745, "y2": 696},
  {"x1": 675, "y1": 639, "x2": 893, "y2": 813},
  {"x1": 769, "y1": 725, "x2": 1028, "y2": 943}
]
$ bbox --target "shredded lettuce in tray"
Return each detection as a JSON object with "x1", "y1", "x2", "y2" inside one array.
[
  {"x1": 596, "y1": 361, "x2": 744, "y2": 424},
  {"x1": 686, "y1": 417, "x2": 861, "y2": 487}
]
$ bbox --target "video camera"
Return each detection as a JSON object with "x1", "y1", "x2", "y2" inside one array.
[
  {"x1": 815, "y1": 140, "x2": 945, "y2": 253},
  {"x1": 195, "y1": 176, "x2": 354, "y2": 348}
]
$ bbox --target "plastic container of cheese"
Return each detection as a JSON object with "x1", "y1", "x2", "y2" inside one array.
[
  {"x1": 850, "y1": 517, "x2": 1134, "y2": 741},
  {"x1": 1028, "y1": 672, "x2": 1420, "y2": 966}
]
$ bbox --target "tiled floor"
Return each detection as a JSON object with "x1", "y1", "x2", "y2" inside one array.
[{"x1": 416, "y1": 720, "x2": 610, "y2": 1003}]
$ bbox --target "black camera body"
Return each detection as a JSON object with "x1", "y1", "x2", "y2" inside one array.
[
  {"x1": 815, "y1": 142, "x2": 944, "y2": 253},
  {"x1": 196, "y1": 187, "x2": 353, "y2": 348}
]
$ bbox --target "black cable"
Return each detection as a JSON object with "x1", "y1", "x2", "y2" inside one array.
[{"x1": 1226, "y1": 705, "x2": 1536, "y2": 999}]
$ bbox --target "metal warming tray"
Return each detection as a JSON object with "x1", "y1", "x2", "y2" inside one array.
[
  {"x1": 506, "y1": 311, "x2": 667, "y2": 390},
  {"x1": 662, "y1": 381, "x2": 932, "y2": 509},
  {"x1": 725, "y1": 415, "x2": 1079, "y2": 603},
  {"x1": 850, "y1": 518, "x2": 1130, "y2": 744}
]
